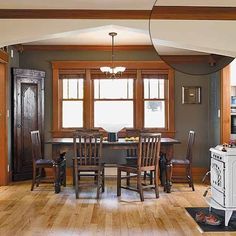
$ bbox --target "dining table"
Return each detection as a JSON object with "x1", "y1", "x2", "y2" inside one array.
[{"x1": 46, "y1": 137, "x2": 180, "y2": 193}]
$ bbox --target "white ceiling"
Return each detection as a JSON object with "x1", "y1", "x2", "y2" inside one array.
[
  {"x1": 1, "y1": 0, "x2": 236, "y2": 9},
  {"x1": 0, "y1": 0, "x2": 154, "y2": 10},
  {"x1": 25, "y1": 25, "x2": 151, "y2": 46},
  {"x1": 1, "y1": 1, "x2": 236, "y2": 57}
]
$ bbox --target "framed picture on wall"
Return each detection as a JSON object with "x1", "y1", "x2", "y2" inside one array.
[{"x1": 182, "y1": 86, "x2": 201, "y2": 104}]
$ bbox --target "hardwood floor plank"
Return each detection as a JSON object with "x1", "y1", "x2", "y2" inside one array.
[{"x1": 0, "y1": 179, "x2": 235, "y2": 235}]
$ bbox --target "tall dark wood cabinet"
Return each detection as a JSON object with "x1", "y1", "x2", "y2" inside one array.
[{"x1": 12, "y1": 68, "x2": 45, "y2": 181}]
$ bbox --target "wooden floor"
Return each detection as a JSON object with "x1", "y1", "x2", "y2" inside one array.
[{"x1": 0, "y1": 178, "x2": 234, "y2": 236}]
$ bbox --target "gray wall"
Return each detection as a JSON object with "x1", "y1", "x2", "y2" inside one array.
[
  {"x1": 174, "y1": 71, "x2": 212, "y2": 168},
  {"x1": 18, "y1": 49, "x2": 219, "y2": 168}
]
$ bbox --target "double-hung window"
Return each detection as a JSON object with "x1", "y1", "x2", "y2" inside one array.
[
  {"x1": 52, "y1": 61, "x2": 174, "y2": 137},
  {"x1": 93, "y1": 77, "x2": 134, "y2": 129},
  {"x1": 61, "y1": 75, "x2": 84, "y2": 128},
  {"x1": 143, "y1": 73, "x2": 168, "y2": 128}
]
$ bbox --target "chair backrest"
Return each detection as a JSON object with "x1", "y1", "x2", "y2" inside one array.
[
  {"x1": 30, "y1": 130, "x2": 42, "y2": 162},
  {"x1": 186, "y1": 130, "x2": 195, "y2": 162},
  {"x1": 73, "y1": 130, "x2": 103, "y2": 166},
  {"x1": 126, "y1": 129, "x2": 141, "y2": 157},
  {"x1": 137, "y1": 133, "x2": 161, "y2": 168}
]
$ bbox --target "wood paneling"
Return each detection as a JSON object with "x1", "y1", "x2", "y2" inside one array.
[
  {"x1": 1, "y1": 7, "x2": 236, "y2": 20},
  {"x1": 220, "y1": 65, "x2": 231, "y2": 144}
]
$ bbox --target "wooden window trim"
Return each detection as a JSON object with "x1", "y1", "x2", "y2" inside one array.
[
  {"x1": 0, "y1": 50, "x2": 9, "y2": 185},
  {"x1": 52, "y1": 61, "x2": 175, "y2": 138}
]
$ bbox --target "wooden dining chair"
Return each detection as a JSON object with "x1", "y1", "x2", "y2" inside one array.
[
  {"x1": 30, "y1": 130, "x2": 66, "y2": 193},
  {"x1": 117, "y1": 133, "x2": 161, "y2": 201},
  {"x1": 73, "y1": 130, "x2": 104, "y2": 199},
  {"x1": 171, "y1": 130, "x2": 195, "y2": 191}
]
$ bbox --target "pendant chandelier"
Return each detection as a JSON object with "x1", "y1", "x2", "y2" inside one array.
[{"x1": 100, "y1": 32, "x2": 126, "y2": 78}]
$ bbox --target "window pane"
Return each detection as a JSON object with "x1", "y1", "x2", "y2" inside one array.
[
  {"x1": 94, "y1": 80, "x2": 99, "y2": 99},
  {"x1": 63, "y1": 79, "x2": 68, "y2": 99},
  {"x1": 62, "y1": 101, "x2": 83, "y2": 128},
  {"x1": 128, "y1": 79, "x2": 133, "y2": 99},
  {"x1": 144, "y1": 79, "x2": 149, "y2": 99},
  {"x1": 63, "y1": 79, "x2": 83, "y2": 99},
  {"x1": 68, "y1": 79, "x2": 78, "y2": 98},
  {"x1": 94, "y1": 79, "x2": 133, "y2": 99},
  {"x1": 159, "y1": 80, "x2": 165, "y2": 99},
  {"x1": 94, "y1": 101, "x2": 133, "y2": 130},
  {"x1": 144, "y1": 79, "x2": 165, "y2": 99},
  {"x1": 78, "y1": 79, "x2": 84, "y2": 99},
  {"x1": 144, "y1": 101, "x2": 165, "y2": 128}
]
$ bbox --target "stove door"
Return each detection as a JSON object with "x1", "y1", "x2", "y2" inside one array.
[{"x1": 211, "y1": 158, "x2": 225, "y2": 193}]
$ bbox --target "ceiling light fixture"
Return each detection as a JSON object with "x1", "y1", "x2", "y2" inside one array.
[{"x1": 100, "y1": 32, "x2": 126, "y2": 78}]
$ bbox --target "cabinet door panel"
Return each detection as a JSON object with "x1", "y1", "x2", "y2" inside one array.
[{"x1": 13, "y1": 68, "x2": 45, "y2": 181}]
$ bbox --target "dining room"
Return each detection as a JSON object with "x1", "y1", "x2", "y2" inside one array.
[{"x1": 1, "y1": 0, "x2": 236, "y2": 235}]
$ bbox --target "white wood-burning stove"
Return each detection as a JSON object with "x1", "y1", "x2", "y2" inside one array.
[{"x1": 209, "y1": 146, "x2": 236, "y2": 226}]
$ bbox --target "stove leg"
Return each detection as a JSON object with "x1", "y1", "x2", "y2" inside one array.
[
  {"x1": 209, "y1": 206, "x2": 211, "y2": 212},
  {"x1": 225, "y1": 210, "x2": 233, "y2": 227}
]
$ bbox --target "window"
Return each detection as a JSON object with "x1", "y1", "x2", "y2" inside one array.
[
  {"x1": 94, "y1": 78, "x2": 134, "y2": 130},
  {"x1": 61, "y1": 77, "x2": 84, "y2": 128},
  {"x1": 52, "y1": 61, "x2": 174, "y2": 137},
  {"x1": 143, "y1": 75, "x2": 167, "y2": 128}
]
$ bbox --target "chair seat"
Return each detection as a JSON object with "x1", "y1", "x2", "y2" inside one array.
[
  {"x1": 35, "y1": 159, "x2": 55, "y2": 166},
  {"x1": 171, "y1": 159, "x2": 190, "y2": 165}
]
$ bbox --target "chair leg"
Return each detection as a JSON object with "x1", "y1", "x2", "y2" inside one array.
[
  {"x1": 154, "y1": 168, "x2": 159, "y2": 198},
  {"x1": 54, "y1": 165, "x2": 61, "y2": 194},
  {"x1": 126, "y1": 172, "x2": 130, "y2": 186},
  {"x1": 96, "y1": 171, "x2": 101, "y2": 199},
  {"x1": 188, "y1": 166, "x2": 195, "y2": 191},
  {"x1": 72, "y1": 160, "x2": 75, "y2": 186},
  {"x1": 150, "y1": 171, "x2": 153, "y2": 185},
  {"x1": 61, "y1": 161, "x2": 66, "y2": 187},
  {"x1": 36, "y1": 167, "x2": 43, "y2": 187},
  {"x1": 63, "y1": 166, "x2": 66, "y2": 187},
  {"x1": 143, "y1": 171, "x2": 147, "y2": 181},
  {"x1": 117, "y1": 168, "x2": 121, "y2": 196},
  {"x1": 102, "y1": 168, "x2": 105, "y2": 193},
  {"x1": 31, "y1": 166, "x2": 36, "y2": 191},
  {"x1": 137, "y1": 172, "x2": 144, "y2": 202},
  {"x1": 94, "y1": 171, "x2": 98, "y2": 182},
  {"x1": 74, "y1": 162, "x2": 79, "y2": 199}
]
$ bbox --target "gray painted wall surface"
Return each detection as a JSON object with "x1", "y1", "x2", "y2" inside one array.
[
  {"x1": 174, "y1": 71, "x2": 212, "y2": 168},
  {"x1": 18, "y1": 50, "x2": 219, "y2": 168}
]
